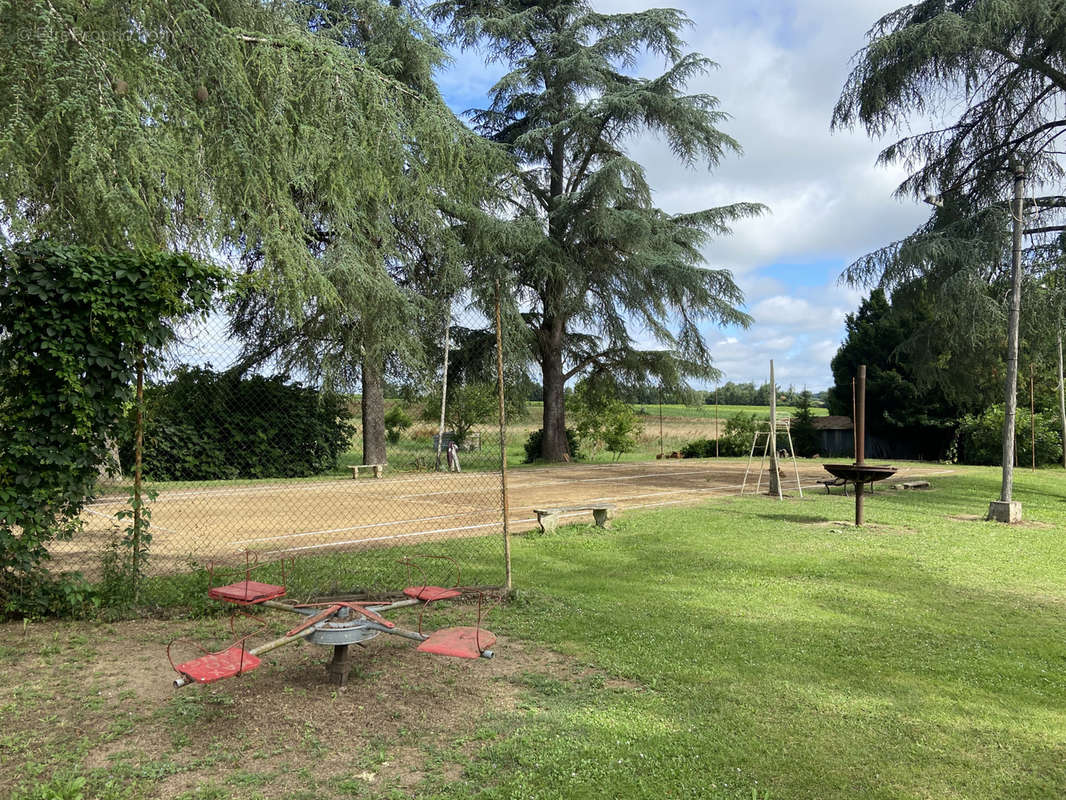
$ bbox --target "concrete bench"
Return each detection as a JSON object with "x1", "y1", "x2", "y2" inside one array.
[
  {"x1": 348, "y1": 463, "x2": 385, "y2": 479},
  {"x1": 532, "y1": 505, "x2": 615, "y2": 534}
]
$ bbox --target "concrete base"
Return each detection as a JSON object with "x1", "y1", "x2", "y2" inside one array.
[{"x1": 987, "y1": 500, "x2": 1022, "y2": 524}]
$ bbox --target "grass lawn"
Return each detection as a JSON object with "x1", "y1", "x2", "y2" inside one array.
[{"x1": 4, "y1": 465, "x2": 1064, "y2": 798}]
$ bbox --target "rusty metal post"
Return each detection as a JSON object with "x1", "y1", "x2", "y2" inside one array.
[
  {"x1": 855, "y1": 365, "x2": 866, "y2": 527},
  {"x1": 494, "y1": 282, "x2": 512, "y2": 592}
]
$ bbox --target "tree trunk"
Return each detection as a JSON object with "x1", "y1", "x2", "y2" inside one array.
[
  {"x1": 538, "y1": 319, "x2": 568, "y2": 461},
  {"x1": 361, "y1": 355, "x2": 387, "y2": 465}
]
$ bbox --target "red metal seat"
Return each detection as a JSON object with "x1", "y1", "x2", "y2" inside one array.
[
  {"x1": 176, "y1": 646, "x2": 261, "y2": 684},
  {"x1": 417, "y1": 626, "x2": 496, "y2": 659},
  {"x1": 208, "y1": 580, "x2": 287, "y2": 605}
]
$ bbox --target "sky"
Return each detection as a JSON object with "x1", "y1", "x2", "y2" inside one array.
[{"x1": 433, "y1": 0, "x2": 931, "y2": 392}]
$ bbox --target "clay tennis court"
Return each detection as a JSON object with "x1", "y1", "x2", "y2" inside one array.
[{"x1": 69, "y1": 459, "x2": 951, "y2": 573}]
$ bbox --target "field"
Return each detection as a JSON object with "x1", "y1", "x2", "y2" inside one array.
[{"x1": 6, "y1": 465, "x2": 1065, "y2": 799}]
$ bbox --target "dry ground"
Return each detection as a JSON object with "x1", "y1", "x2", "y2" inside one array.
[
  {"x1": 63, "y1": 459, "x2": 953, "y2": 573},
  {"x1": 0, "y1": 610, "x2": 607, "y2": 799}
]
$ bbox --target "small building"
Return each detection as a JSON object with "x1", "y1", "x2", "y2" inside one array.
[{"x1": 812, "y1": 416, "x2": 854, "y2": 457}]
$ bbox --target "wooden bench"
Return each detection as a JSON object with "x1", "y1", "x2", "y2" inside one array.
[
  {"x1": 347, "y1": 463, "x2": 385, "y2": 479},
  {"x1": 532, "y1": 505, "x2": 615, "y2": 534}
]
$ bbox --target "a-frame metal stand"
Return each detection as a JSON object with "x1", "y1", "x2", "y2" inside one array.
[{"x1": 741, "y1": 418, "x2": 804, "y2": 498}]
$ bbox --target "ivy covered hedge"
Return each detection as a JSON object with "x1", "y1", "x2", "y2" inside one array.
[
  {"x1": 119, "y1": 366, "x2": 355, "y2": 481},
  {"x1": 0, "y1": 242, "x2": 222, "y2": 615}
]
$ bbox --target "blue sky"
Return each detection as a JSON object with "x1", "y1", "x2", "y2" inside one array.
[{"x1": 433, "y1": 0, "x2": 931, "y2": 392}]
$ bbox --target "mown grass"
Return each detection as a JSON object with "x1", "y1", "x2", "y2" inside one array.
[
  {"x1": 435, "y1": 465, "x2": 1066, "y2": 799},
  {"x1": 10, "y1": 465, "x2": 1064, "y2": 798}
]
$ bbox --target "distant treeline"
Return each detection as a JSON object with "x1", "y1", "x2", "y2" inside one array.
[{"x1": 403, "y1": 380, "x2": 826, "y2": 407}]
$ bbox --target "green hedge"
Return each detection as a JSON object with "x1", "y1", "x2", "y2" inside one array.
[
  {"x1": 119, "y1": 366, "x2": 354, "y2": 480},
  {"x1": 954, "y1": 406, "x2": 1064, "y2": 467}
]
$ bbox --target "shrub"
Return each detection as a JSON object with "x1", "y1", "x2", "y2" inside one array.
[
  {"x1": 523, "y1": 428, "x2": 581, "y2": 463},
  {"x1": 119, "y1": 366, "x2": 354, "y2": 480},
  {"x1": 569, "y1": 379, "x2": 643, "y2": 460},
  {"x1": 955, "y1": 406, "x2": 1063, "y2": 466},
  {"x1": 680, "y1": 438, "x2": 716, "y2": 458},
  {"x1": 384, "y1": 404, "x2": 413, "y2": 444},
  {"x1": 718, "y1": 412, "x2": 760, "y2": 457}
]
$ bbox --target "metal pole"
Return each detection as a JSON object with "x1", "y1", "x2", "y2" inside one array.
[
  {"x1": 435, "y1": 301, "x2": 451, "y2": 471},
  {"x1": 769, "y1": 360, "x2": 781, "y2": 498},
  {"x1": 658, "y1": 387, "x2": 664, "y2": 458},
  {"x1": 855, "y1": 365, "x2": 866, "y2": 527},
  {"x1": 1031, "y1": 363, "x2": 1036, "y2": 471},
  {"x1": 1000, "y1": 165, "x2": 1026, "y2": 502},
  {"x1": 494, "y1": 282, "x2": 512, "y2": 592},
  {"x1": 714, "y1": 387, "x2": 719, "y2": 458},
  {"x1": 1059, "y1": 333, "x2": 1066, "y2": 469},
  {"x1": 132, "y1": 346, "x2": 145, "y2": 599}
]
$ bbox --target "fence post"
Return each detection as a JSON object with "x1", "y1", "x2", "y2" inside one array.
[{"x1": 495, "y1": 281, "x2": 512, "y2": 592}]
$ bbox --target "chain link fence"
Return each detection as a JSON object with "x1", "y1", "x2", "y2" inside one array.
[{"x1": 55, "y1": 299, "x2": 510, "y2": 597}]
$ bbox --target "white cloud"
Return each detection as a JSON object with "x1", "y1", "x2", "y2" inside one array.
[{"x1": 437, "y1": 1, "x2": 932, "y2": 390}]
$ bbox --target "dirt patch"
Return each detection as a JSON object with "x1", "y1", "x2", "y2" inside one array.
[{"x1": 0, "y1": 615, "x2": 594, "y2": 798}]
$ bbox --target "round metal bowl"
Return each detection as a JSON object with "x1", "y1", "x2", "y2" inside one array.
[{"x1": 823, "y1": 464, "x2": 898, "y2": 484}]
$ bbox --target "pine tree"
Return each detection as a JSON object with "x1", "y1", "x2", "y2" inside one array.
[
  {"x1": 0, "y1": 1, "x2": 494, "y2": 310},
  {"x1": 432, "y1": 0, "x2": 763, "y2": 460}
]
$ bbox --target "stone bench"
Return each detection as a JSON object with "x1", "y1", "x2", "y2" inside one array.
[
  {"x1": 532, "y1": 505, "x2": 615, "y2": 534},
  {"x1": 347, "y1": 463, "x2": 385, "y2": 479}
]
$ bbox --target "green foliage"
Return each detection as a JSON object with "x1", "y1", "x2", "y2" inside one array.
[
  {"x1": 790, "y1": 390, "x2": 820, "y2": 457},
  {"x1": 680, "y1": 438, "x2": 716, "y2": 458},
  {"x1": 834, "y1": 0, "x2": 1066, "y2": 209},
  {"x1": 432, "y1": 0, "x2": 763, "y2": 458},
  {"x1": 0, "y1": 1, "x2": 495, "y2": 311},
  {"x1": 0, "y1": 242, "x2": 221, "y2": 617},
  {"x1": 119, "y1": 367, "x2": 354, "y2": 481},
  {"x1": 422, "y1": 380, "x2": 497, "y2": 446},
  {"x1": 569, "y1": 379, "x2": 644, "y2": 460},
  {"x1": 827, "y1": 287, "x2": 971, "y2": 457},
  {"x1": 717, "y1": 413, "x2": 760, "y2": 457},
  {"x1": 954, "y1": 406, "x2": 1064, "y2": 467},
  {"x1": 524, "y1": 429, "x2": 581, "y2": 463},
  {"x1": 384, "y1": 404, "x2": 413, "y2": 444}
]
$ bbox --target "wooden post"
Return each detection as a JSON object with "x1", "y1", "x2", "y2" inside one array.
[
  {"x1": 855, "y1": 365, "x2": 866, "y2": 527},
  {"x1": 494, "y1": 282, "x2": 512, "y2": 592}
]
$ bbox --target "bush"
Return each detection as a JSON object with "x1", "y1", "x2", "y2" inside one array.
[
  {"x1": 119, "y1": 366, "x2": 355, "y2": 480},
  {"x1": 523, "y1": 428, "x2": 581, "y2": 463},
  {"x1": 718, "y1": 412, "x2": 760, "y2": 457},
  {"x1": 569, "y1": 379, "x2": 643, "y2": 460},
  {"x1": 384, "y1": 404, "x2": 413, "y2": 444},
  {"x1": 680, "y1": 438, "x2": 716, "y2": 458},
  {"x1": 954, "y1": 406, "x2": 1063, "y2": 467}
]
